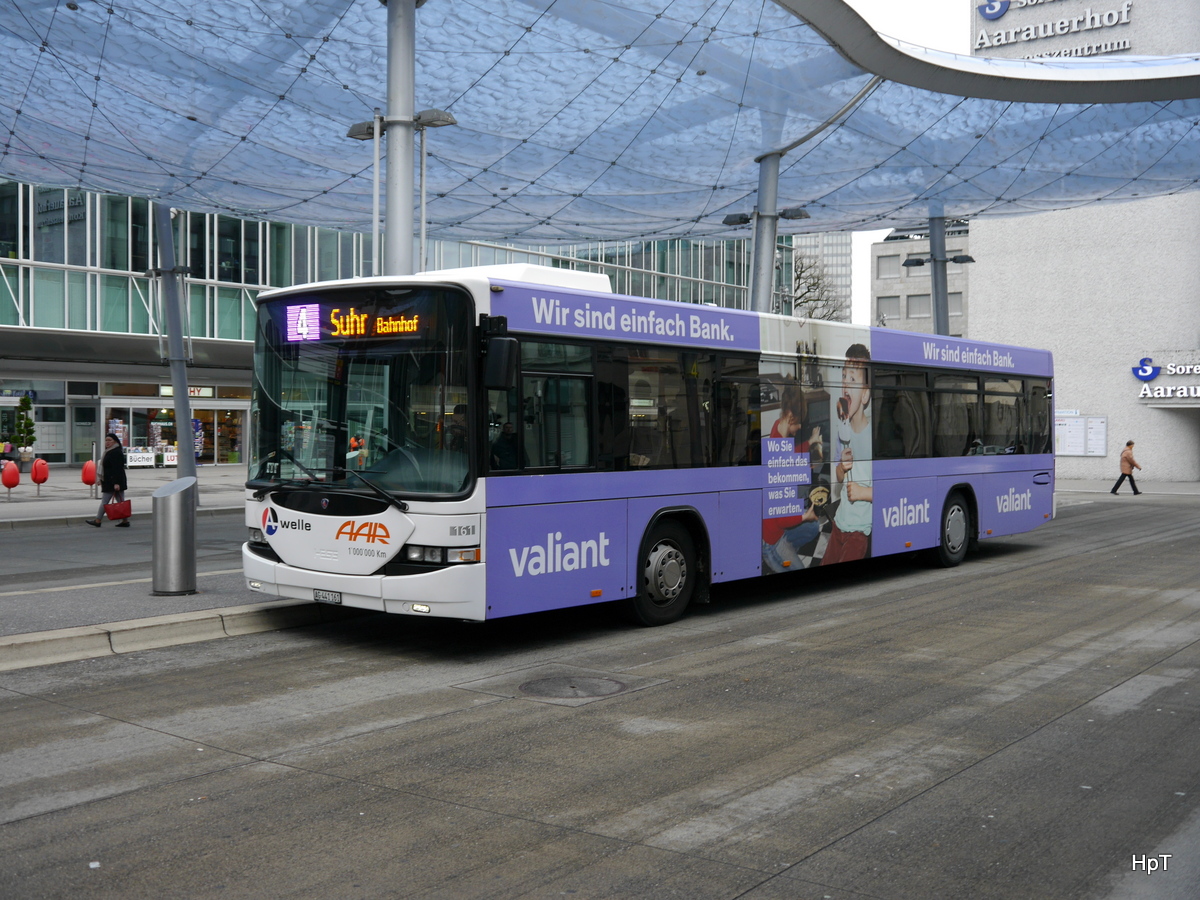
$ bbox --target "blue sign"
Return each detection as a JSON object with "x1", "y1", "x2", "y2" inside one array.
[
  {"x1": 978, "y1": 1, "x2": 1010, "y2": 20},
  {"x1": 1132, "y1": 358, "x2": 1160, "y2": 382}
]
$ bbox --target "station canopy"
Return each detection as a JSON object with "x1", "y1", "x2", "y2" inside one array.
[{"x1": 2, "y1": 0, "x2": 1199, "y2": 241}]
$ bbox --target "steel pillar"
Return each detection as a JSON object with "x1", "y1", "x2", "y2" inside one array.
[
  {"x1": 929, "y1": 215, "x2": 950, "y2": 336},
  {"x1": 749, "y1": 153, "x2": 781, "y2": 314},
  {"x1": 385, "y1": 0, "x2": 416, "y2": 276}
]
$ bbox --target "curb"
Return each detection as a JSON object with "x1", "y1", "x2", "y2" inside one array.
[
  {"x1": 0, "y1": 600, "x2": 365, "y2": 672},
  {"x1": 0, "y1": 505, "x2": 244, "y2": 530}
]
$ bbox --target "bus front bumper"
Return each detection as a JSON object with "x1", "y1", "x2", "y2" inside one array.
[{"x1": 242, "y1": 544, "x2": 488, "y2": 621}]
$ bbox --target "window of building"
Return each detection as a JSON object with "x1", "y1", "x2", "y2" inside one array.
[
  {"x1": 877, "y1": 296, "x2": 900, "y2": 320},
  {"x1": 0, "y1": 181, "x2": 19, "y2": 261},
  {"x1": 948, "y1": 292, "x2": 963, "y2": 316},
  {"x1": 877, "y1": 255, "x2": 900, "y2": 278},
  {"x1": 101, "y1": 195, "x2": 128, "y2": 271},
  {"x1": 907, "y1": 294, "x2": 931, "y2": 318}
]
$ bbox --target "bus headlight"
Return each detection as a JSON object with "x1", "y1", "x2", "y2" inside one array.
[
  {"x1": 249, "y1": 528, "x2": 265, "y2": 543},
  {"x1": 403, "y1": 545, "x2": 480, "y2": 564},
  {"x1": 406, "y1": 545, "x2": 444, "y2": 563}
]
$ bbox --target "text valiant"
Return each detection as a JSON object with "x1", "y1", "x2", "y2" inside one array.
[
  {"x1": 509, "y1": 531, "x2": 612, "y2": 577},
  {"x1": 881, "y1": 498, "x2": 930, "y2": 528},
  {"x1": 996, "y1": 488, "x2": 1033, "y2": 513}
]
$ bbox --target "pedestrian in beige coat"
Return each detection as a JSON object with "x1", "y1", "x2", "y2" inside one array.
[{"x1": 1110, "y1": 440, "x2": 1142, "y2": 495}]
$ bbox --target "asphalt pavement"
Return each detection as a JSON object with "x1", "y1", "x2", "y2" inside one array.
[
  {"x1": 0, "y1": 464, "x2": 362, "y2": 669},
  {"x1": 4, "y1": 487, "x2": 1200, "y2": 898},
  {"x1": 2, "y1": 468, "x2": 1199, "y2": 672}
]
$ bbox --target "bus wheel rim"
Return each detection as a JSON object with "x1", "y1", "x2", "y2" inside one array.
[
  {"x1": 945, "y1": 506, "x2": 967, "y2": 553},
  {"x1": 646, "y1": 542, "x2": 686, "y2": 605}
]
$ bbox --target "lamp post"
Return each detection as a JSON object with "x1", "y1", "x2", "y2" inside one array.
[
  {"x1": 413, "y1": 108, "x2": 456, "y2": 272},
  {"x1": 902, "y1": 245, "x2": 975, "y2": 336},
  {"x1": 347, "y1": 106, "x2": 456, "y2": 276},
  {"x1": 724, "y1": 206, "x2": 808, "y2": 312},
  {"x1": 347, "y1": 110, "x2": 383, "y2": 276}
]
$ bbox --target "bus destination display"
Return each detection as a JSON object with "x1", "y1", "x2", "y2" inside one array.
[{"x1": 284, "y1": 302, "x2": 423, "y2": 342}]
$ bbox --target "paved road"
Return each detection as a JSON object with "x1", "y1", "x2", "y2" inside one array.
[
  {"x1": 2, "y1": 491, "x2": 1199, "y2": 898},
  {"x1": 0, "y1": 514, "x2": 250, "y2": 636}
]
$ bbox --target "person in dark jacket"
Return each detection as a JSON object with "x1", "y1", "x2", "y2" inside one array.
[{"x1": 86, "y1": 433, "x2": 130, "y2": 527}]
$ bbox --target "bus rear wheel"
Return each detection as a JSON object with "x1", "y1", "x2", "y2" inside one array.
[
  {"x1": 624, "y1": 520, "x2": 696, "y2": 626},
  {"x1": 931, "y1": 491, "x2": 970, "y2": 568}
]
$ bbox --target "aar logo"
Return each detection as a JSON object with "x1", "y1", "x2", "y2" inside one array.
[
  {"x1": 335, "y1": 520, "x2": 391, "y2": 544},
  {"x1": 1132, "y1": 358, "x2": 1161, "y2": 382},
  {"x1": 262, "y1": 508, "x2": 279, "y2": 536},
  {"x1": 978, "y1": 0, "x2": 1010, "y2": 19}
]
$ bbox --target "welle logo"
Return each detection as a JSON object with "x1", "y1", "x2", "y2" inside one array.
[
  {"x1": 509, "y1": 531, "x2": 612, "y2": 577},
  {"x1": 262, "y1": 508, "x2": 310, "y2": 535}
]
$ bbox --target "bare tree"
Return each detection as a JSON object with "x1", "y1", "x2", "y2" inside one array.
[{"x1": 791, "y1": 253, "x2": 844, "y2": 321}]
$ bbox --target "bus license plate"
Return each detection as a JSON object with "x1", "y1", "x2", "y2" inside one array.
[{"x1": 314, "y1": 589, "x2": 342, "y2": 605}]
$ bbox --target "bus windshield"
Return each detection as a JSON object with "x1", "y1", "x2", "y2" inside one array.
[{"x1": 249, "y1": 285, "x2": 474, "y2": 497}]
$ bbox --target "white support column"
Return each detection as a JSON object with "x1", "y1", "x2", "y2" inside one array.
[
  {"x1": 384, "y1": 0, "x2": 416, "y2": 276},
  {"x1": 152, "y1": 203, "x2": 197, "y2": 485},
  {"x1": 749, "y1": 152, "x2": 781, "y2": 314}
]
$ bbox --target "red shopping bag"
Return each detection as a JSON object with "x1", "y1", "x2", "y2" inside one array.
[{"x1": 104, "y1": 491, "x2": 132, "y2": 520}]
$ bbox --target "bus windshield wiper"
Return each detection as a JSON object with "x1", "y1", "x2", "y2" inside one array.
[
  {"x1": 335, "y1": 467, "x2": 409, "y2": 513},
  {"x1": 250, "y1": 447, "x2": 328, "y2": 498}
]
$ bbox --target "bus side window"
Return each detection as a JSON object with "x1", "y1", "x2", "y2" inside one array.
[
  {"x1": 487, "y1": 388, "x2": 521, "y2": 471},
  {"x1": 596, "y1": 348, "x2": 628, "y2": 471},
  {"x1": 715, "y1": 380, "x2": 759, "y2": 466},
  {"x1": 1029, "y1": 378, "x2": 1052, "y2": 454},
  {"x1": 875, "y1": 388, "x2": 930, "y2": 459},
  {"x1": 932, "y1": 375, "x2": 980, "y2": 457},
  {"x1": 983, "y1": 378, "x2": 1024, "y2": 454},
  {"x1": 522, "y1": 374, "x2": 592, "y2": 469}
]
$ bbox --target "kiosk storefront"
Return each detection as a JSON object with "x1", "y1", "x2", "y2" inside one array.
[{"x1": 102, "y1": 383, "x2": 249, "y2": 467}]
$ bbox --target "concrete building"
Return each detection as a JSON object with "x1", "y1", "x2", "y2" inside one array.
[
  {"x1": 968, "y1": 0, "x2": 1200, "y2": 481},
  {"x1": 870, "y1": 223, "x2": 971, "y2": 336},
  {"x1": 792, "y1": 231, "x2": 852, "y2": 321}
]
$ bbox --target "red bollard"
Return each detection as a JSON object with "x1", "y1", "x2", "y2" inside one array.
[
  {"x1": 2, "y1": 460, "x2": 18, "y2": 501},
  {"x1": 82, "y1": 459, "x2": 96, "y2": 485},
  {"x1": 31, "y1": 457, "x2": 48, "y2": 496}
]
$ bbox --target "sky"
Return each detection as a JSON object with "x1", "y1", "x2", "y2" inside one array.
[{"x1": 841, "y1": 0, "x2": 971, "y2": 323}]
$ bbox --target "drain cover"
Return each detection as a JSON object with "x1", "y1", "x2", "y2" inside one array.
[{"x1": 518, "y1": 676, "x2": 627, "y2": 699}]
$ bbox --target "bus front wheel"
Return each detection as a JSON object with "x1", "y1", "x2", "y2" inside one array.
[
  {"x1": 931, "y1": 491, "x2": 970, "y2": 568},
  {"x1": 624, "y1": 520, "x2": 696, "y2": 626}
]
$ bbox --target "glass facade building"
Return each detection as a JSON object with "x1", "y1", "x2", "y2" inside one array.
[{"x1": 0, "y1": 179, "x2": 792, "y2": 466}]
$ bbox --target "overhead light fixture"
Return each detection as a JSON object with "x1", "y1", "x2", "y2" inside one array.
[
  {"x1": 779, "y1": 206, "x2": 810, "y2": 220},
  {"x1": 414, "y1": 109, "x2": 457, "y2": 129},
  {"x1": 722, "y1": 213, "x2": 752, "y2": 226},
  {"x1": 903, "y1": 254, "x2": 975, "y2": 267},
  {"x1": 346, "y1": 120, "x2": 376, "y2": 141}
]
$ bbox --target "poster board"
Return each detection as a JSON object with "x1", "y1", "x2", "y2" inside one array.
[{"x1": 1054, "y1": 415, "x2": 1107, "y2": 457}]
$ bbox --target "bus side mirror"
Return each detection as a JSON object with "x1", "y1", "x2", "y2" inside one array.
[{"x1": 483, "y1": 336, "x2": 519, "y2": 390}]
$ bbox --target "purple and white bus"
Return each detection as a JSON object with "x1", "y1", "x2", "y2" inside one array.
[{"x1": 243, "y1": 264, "x2": 1053, "y2": 625}]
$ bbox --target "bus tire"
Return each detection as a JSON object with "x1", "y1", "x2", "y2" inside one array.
[
  {"x1": 932, "y1": 491, "x2": 970, "y2": 568},
  {"x1": 624, "y1": 520, "x2": 696, "y2": 626}
]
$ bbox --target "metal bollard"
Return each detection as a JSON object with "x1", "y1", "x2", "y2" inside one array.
[{"x1": 152, "y1": 476, "x2": 197, "y2": 595}]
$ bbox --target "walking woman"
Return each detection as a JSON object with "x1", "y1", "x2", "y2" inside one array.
[
  {"x1": 86, "y1": 433, "x2": 131, "y2": 527},
  {"x1": 1110, "y1": 440, "x2": 1142, "y2": 495}
]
